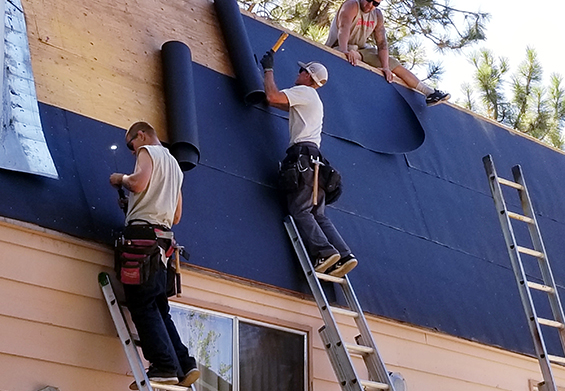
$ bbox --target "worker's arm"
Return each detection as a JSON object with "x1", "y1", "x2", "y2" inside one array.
[
  {"x1": 372, "y1": 10, "x2": 393, "y2": 82},
  {"x1": 336, "y1": 0, "x2": 362, "y2": 65},
  {"x1": 173, "y1": 191, "x2": 182, "y2": 225},
  {"x1": 110, "y1": 148, "x2": 153, "y2": 194},
  {"x1": 263, "y1": 70, "x2": 290, "y2": 111}
]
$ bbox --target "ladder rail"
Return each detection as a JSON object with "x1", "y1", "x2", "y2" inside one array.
[
  {"x1": 341, "y1": 275, "x2": 395, "y2": 386},
  {"x1": 99, "y1": 272, "x2": 154, "y2": 391},
  {"x1": 99, "y1": 273, "x2": 196, "y2": 391},
  {"x1": 283, "y1": 217, "x2": 365, "y2": 391},
  {"x1": 483, "y1": 155, "x2": 558, "y2": 390},
  {"x1": 284, "y1": 216, "x2": 396, "y2": 391},
  {"x1": 512, "y1": 165, "x2": 565, "y2": 349}
]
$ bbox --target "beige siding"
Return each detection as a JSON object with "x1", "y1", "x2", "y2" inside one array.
[{"x1": 1, "y1": 217, "x2": 565, "y2": 391}]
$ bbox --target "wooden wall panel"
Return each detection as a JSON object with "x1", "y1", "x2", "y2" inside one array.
[{"x1": 22, "y1": 0, "x2": 234, "y2": 138}]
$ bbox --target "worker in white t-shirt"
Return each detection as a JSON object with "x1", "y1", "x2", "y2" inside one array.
[{"x1": 260, "y1": 51, "x2": 358, "y2": 278}]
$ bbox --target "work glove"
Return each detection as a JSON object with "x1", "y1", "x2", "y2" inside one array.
[{"x1": 260, "y1": 50, "x2": 274, "y2": 71}]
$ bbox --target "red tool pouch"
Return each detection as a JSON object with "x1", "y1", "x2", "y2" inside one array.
[
  {"x1": 114, "y1": 224, "x2": 160, "y2": 285},
  {"x1": 116, "y1": 239, "x2": 159, "y2": 285}
]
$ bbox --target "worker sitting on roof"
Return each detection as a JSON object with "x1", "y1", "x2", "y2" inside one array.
[
  {"x1": 325, "y1": 0, "x2": 450, "y2": 107},
  {"x1": 260, "y1": 50, "x2": 358, "y2": 277}
]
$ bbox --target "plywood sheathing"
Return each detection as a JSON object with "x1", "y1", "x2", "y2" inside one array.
[{"x1": 22, "y1": 0, "x2": 232, "y2": 139}]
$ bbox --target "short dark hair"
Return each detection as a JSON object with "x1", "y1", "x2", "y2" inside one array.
[{"x1": 127, "y1": 121, "x2": 156, "y2": 138}]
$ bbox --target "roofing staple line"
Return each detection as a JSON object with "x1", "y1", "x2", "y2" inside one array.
[
  {"x1": 332, "y1": 205, "x2": 517, "y2": 270},
  {"x1": 197, "y1": 161, "x2": 278, "y2": 189}
]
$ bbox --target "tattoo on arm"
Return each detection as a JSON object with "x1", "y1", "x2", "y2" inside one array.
[{"x1": 374, "y1": 23, "x2": 388, "y2": 51}]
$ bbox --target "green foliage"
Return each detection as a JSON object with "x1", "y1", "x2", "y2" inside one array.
[
  {"x1": 460, "y1": 82, "x2": 475, "y2": 111},
  {"x1": 461, "y1": 47, "x2": 564, "y2": 149},
  {"x1": 384, "y1": 0, "x2": 489, "y2": 50},
  {"x1": 180, "y1": 310, "x2": 233, "y2": 383},
  {"x1": 468, "y1": 48, "x2": 509, "y2": 121}
]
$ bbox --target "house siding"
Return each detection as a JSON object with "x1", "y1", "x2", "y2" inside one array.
[{"x1": 0, "y1": 217, "x2": 564, "y2": 390}]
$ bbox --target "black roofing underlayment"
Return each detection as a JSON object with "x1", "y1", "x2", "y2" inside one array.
[{"x1": 3, "y1": 15, "x2": 565, "y2": 359}]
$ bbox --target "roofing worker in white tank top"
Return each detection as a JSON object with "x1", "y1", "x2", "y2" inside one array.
[
  {"x1": 326, "y1": 0, "x2": 450, "y2": 107},
  {"x1": 260, "y1": 50, "x2": 358, "y2": 278},
  {"x1": 109, "y1": 122, "x2": 200, "y2": 389}
]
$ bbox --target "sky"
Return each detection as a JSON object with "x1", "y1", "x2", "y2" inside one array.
[{"x1": 418, "y1": 0, "x2": 565, "y2": 103}]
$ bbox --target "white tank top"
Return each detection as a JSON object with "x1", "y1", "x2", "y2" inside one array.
[
  {"x1": 325, "y1": 0, "x2": 379, "y2": 50},
  {"x1": 125, "y1": 145, "x2": 183, "y2": 229}
]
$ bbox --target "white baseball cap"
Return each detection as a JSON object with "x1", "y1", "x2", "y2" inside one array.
[{"x1": 298, "y1": 61, "x2": 328, "y2": 87}]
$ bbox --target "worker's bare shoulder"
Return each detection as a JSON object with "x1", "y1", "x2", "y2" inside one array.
[
  {"x1": 375, "y1": 7, "x2": 384, "y2": 20},
  {"x1": 339, "y1": 0, "x2": 359, "y2": 17}
]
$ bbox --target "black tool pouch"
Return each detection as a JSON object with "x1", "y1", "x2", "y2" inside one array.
[
  {"x1": 278, "y1": 161, "x2": 300, "y2": 191},
  {"x1": 114, "y1": 225, "x2": 160, "y2": 285},
  {"x1": 320, "y1": 159, "x2": 343, "y2": 204}
]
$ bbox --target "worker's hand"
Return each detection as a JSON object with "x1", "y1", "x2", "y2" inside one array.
[
  {"x1": 345, "y1": 50, "x2": 362, "y2": 66},
  {"x1": 109, "y1": 173, "x2": 124, "y2": 189},
  {"x1": 260, "y1": 50, "x2": 274, "y2": 70},
  {"x1": 381, "y1": 68, "x2": 393, "y2": 83}
]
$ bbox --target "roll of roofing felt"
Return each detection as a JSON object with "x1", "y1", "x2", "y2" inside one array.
[
  {"x1": 214, "y1": 0, "x2": 266, "y2": 105},
  {"x1": 161, "y1": 41, "x2": 201, "y2": 171}
]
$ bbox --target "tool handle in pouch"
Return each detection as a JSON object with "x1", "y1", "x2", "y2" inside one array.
[
  {"x1": 175, "y1": 247, "x2": 182, "y2": 297},
  {"x1": 312, "y1": 163, "x2": 319, "y2": 206}
]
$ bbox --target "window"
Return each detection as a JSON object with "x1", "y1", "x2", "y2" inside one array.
[{"x1": 170, "y1": 303, "x2": 307, "y2": 391}]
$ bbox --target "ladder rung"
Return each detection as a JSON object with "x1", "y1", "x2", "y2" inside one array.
[
  {"x1": 517, "y1": 246, "x2": 545, "y2": 258},
  {"x1": 548, "y1": 354, "x2": 565, "y2": 365},
  {"x1": 149, "y1": 381, "x2": 192, "y2": 391},
  {"x1": 330, "y1": 306, "x2": 359, "y2": 318},
  {"x1": 538, "y1": 318, "x2": 565, "y2": 329},
  {"x1": 360, "y1": 379, "x2": 389, "y2": 390},
  {"x1": 345, "y1": 343, "x2": 374, "y2": 355},
  {"x1": 527, "y1": 281, "x2": 555, "y2": 293},
  {"x1": 497, "y1": 177, "x2": 524, "y2": 190},
  {"x1": 507, "y1": 211, "x2": 535, "y2": 224},
  {"x1": 316, "y1": 272, "x2": 345, "y2": 283}
]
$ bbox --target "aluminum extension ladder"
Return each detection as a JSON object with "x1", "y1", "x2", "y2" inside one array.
[
  {"x1": 98, "y1": 272, "x2": 192, "y2": 391},
  {"x1": 483, "y1": 155, "x2": 565, "y2": 391},
  {"x1": 283, "y1": 216, "x2": 397, "y2": 391}
]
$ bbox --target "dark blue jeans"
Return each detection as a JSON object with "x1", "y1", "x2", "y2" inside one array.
[
  {"x1": 124, "y1": 264, "x2": 196, "y2": 377},
  {"x1": 284, "y1": 145, "x2": 350, "y2": 260}
]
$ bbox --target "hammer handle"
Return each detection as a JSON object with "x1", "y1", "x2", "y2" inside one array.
[
  {"x1": 175, "y1": 247, "x2": 182, "y2": 297},
  {"x1": 271, "y1": 32, "x2": 289, "y2": 52},
  {"x1": 312, "y1": 164, "x2": 319, "y2": 206}
]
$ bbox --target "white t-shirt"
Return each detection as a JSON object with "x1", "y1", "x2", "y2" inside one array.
[
  {"x1": 281, "y1": 85, "x2": 324, "y2": 148},
  {"x1": 125, "y1": 145, "x2": 183, "y2": 229}
]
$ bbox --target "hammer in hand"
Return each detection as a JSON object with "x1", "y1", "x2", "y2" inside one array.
[
  {"x1": 271, "y1": 32, "x2": 289, "y2": 53},
  {"x1": 311, "y1": 156, "x2": 325, "y2": 206}
]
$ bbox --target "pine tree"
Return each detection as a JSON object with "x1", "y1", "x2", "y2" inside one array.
[
  {"x1": 462, "y1": 48, "x2": 564, "y2": 149},
  {"x1": 468, "y1": 48, "x2": 509, "y2": 121}
]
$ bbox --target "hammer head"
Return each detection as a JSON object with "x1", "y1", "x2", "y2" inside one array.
[{"x1": 310, "y1": 156, "x2": 325, "y2": 166}]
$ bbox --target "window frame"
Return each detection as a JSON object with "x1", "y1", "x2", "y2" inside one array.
[{"x1": 169, "y1": 302, "x2": 309, "y2": 391}]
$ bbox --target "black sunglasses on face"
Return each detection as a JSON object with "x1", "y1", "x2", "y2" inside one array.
[
  {"x1": 299, "y1": 67, "x2": 307, "y2": 74},
  {"x1": 366, "y1": 0, "x2": 380, "y2": 6},
  {"x1": 126, "y1": 133, "x2": 138, "y2": 151}
]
